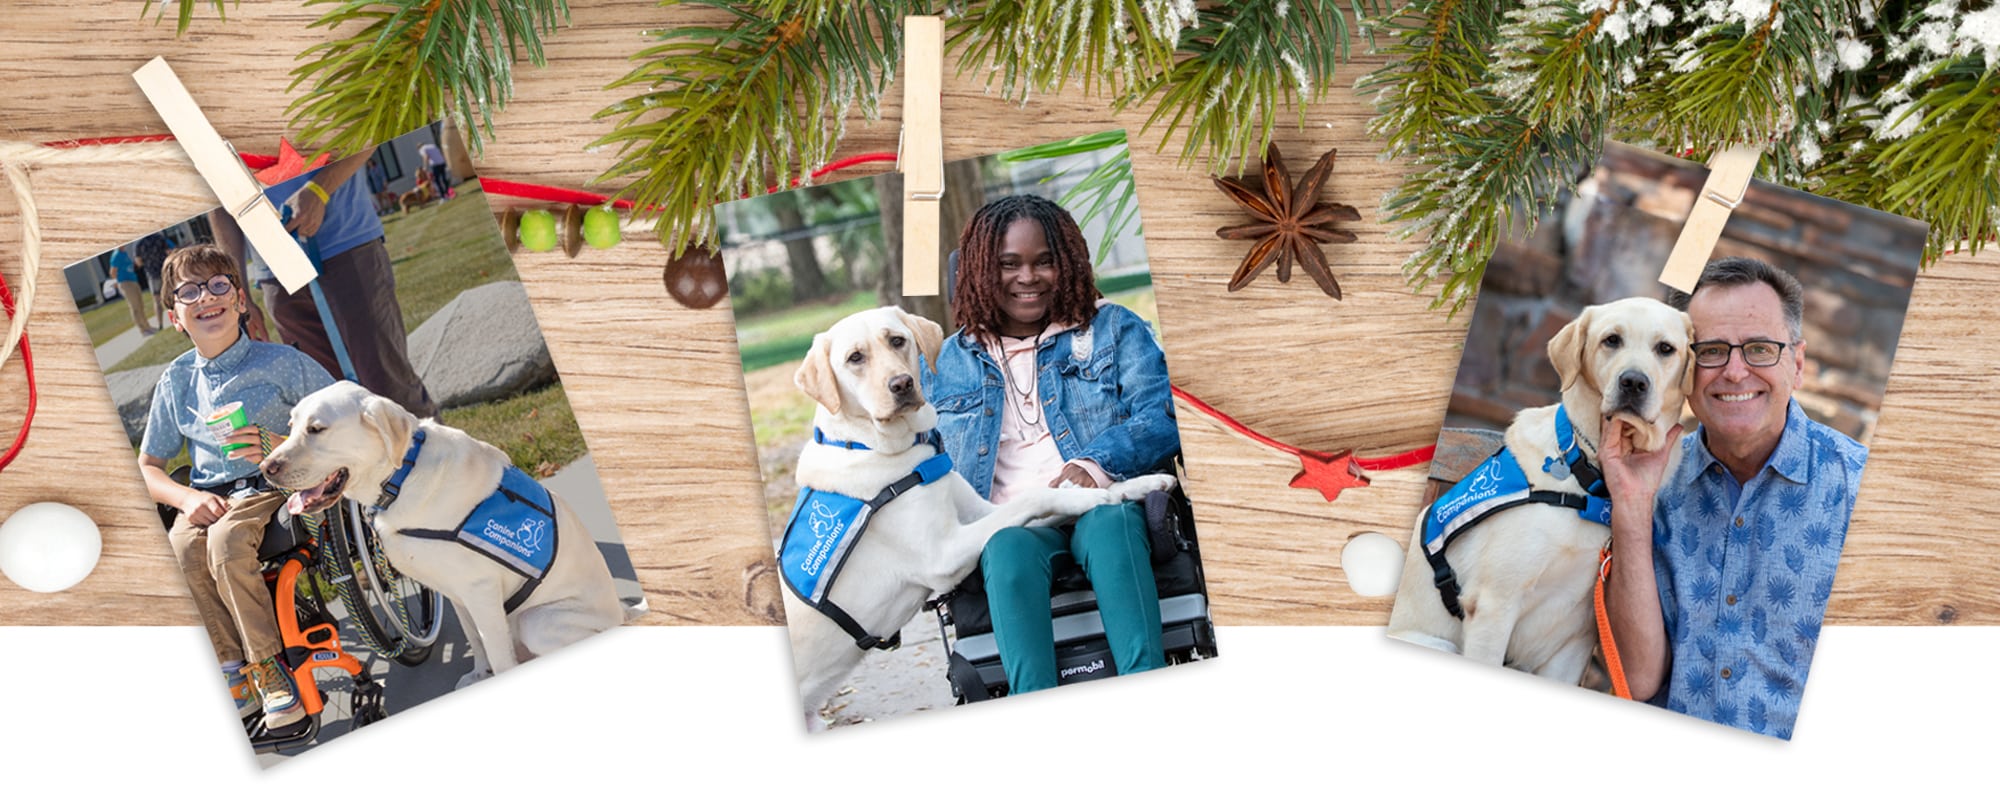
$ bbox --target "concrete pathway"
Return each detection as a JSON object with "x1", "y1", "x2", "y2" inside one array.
[{"x1": 94, "y1": 325, "x2": 150, "y2": 369}]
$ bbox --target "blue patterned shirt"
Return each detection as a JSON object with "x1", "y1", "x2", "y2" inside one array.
[
  {"x1": 1649, "y1": 398, "x2": 1867, "y2": 739},
  {"x1": 140, "y1": 334, "x2": 335, "y2": 489}
]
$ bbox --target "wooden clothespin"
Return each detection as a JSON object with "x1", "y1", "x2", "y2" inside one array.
[
  {"x1": 899, "y1": 16, "x2": 944, "y2": 297},
  {"x1": 1658, "y1": 144, "x2": 1763, "y2": 293},
  {"x1": 132, "y1": 58, "x2": 318, "y2": 294}
]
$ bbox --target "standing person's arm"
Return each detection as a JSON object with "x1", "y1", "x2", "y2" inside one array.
[
  {"x1": 1597, "y1": 420, "x2": 1682, "y2": 701},
  {"x1": 283, "y1": 146, "x2": 377, "y2": 237}
]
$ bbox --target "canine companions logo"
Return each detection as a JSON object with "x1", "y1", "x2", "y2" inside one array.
[{"x1": 480, "y1": 516, "x2": 547, "y2": 558}]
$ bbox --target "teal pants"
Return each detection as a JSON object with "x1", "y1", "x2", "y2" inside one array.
[{"x1": 979, "y1": 502, "x2": 1165, "y2": 695}]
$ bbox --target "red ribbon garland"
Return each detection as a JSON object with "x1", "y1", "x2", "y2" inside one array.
[
  {"x1": 0, "y1": 266, "x2": 35, "y2": 474},
  {"x1": 17, "y1": 138, "x2": 1438, "y2": 497},
  {"x1": 1170, "y1": 385, "x2": 1433, "y2": 502}
]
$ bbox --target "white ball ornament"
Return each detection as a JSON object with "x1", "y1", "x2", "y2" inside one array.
[
  {"x1": 1339, "y1": 531, "x2": 1405, "y2": 598},
  {"x1": 0, "y1": 502, "x2": 102, "y2": 593}
]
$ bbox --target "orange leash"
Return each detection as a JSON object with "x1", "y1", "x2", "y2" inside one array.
[{"x1": 1594, "y1": 543, "x2": 1633, "y2": 700}]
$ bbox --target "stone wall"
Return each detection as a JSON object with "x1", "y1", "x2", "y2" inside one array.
[{"x1": 1448, "y1": 143, "x2": 1923, "y2": 444}]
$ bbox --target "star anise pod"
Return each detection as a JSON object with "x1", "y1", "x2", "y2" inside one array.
[{"x1": 1213, "y1": 143, "x2": 1360, "y2": 299}]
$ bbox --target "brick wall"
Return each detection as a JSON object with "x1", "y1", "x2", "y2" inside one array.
[{"x1": 1449, "y1": 143, "x2": 1923, "y2": 444}]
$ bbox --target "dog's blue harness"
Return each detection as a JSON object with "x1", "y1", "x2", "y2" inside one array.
[
  {"x1": 374, "y1": 429, "x2": 560, "y2": 614},
  {"x1": 780, "y1": 429, "x2": 951, "y2": 651},
  {"x1": 1421, "y1": 405, "x2": 1612, "y2": 619}
]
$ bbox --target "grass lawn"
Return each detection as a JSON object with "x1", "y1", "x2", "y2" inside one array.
[
  {"x1": 79, "y1": 297, "x2": 158, "y2": 347},
  {"x1": 106, "y1": 185, "x2": 512, "y2": 374},
  {"x1": 440, "y1": 383, "x2": 585, "y2": 476}
]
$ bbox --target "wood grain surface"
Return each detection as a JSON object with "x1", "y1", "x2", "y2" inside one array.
[{"x1": 1, "y1": 2, "x2": 1993, "y2": 627}]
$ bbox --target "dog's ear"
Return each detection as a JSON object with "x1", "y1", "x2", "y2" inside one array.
[
  {"x1": 899, "y1": 309, "x2": 945, "y2": 374},
  {"x1": 359, "y1": 394, "x2": 417, "y2": 463},
  {"x1": 1678, "y1": 310, "x2": 1696, "y2": 399},
  {"x1": 794, "y1": 333, "x2": 842, "y2": 414},
  {"x1": 1547, "y1": 306, "x2": 1595, "y2": 393}
]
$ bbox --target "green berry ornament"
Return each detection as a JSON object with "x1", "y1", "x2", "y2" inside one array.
[
  {"x1": 518, "y1": 209, "x2": 558, "y2": 252},
  {"x1": 582, "y1": 204, "x2": 621, "y2": 249}
]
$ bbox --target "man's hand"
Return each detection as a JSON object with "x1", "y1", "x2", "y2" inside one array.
[
  {"x1": 1048, "y1": 462, "x2": 1099, "y2": 489},
  {"x1": 283, "y1": 184, "x2": 329, "y2": 237},
  {"x1": 179, "y1": 490, "x2": 229, "y2": 527},
  {"x1": 243, "y1": 304, "x2": 270, "y2": 342},
  {"x1": 1599, "y1": 418, "x2": 1681, "y2": 506}
]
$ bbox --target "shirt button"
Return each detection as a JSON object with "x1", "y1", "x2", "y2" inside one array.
[
  {"x1": 1726, "y1": 595, "x2": 1737, "y2": 606},
  {"x1": 977, "y1": 445, "x2": 988, "y2": 455},
  {"x1": 1734, "y1": 516, "x2": 1744, "y2": 527},
  {"x1": 1720, "y1": 667, "x2": 1732, "y2": 680},
  {"x1": 983, "y1": 407, "x2": 993, "y2": 416}
]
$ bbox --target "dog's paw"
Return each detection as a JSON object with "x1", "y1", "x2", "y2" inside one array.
[
  {"x1": 454, "y1": 669, "x2": 493, "y2": 690},
  {"x1": 1108, "y1": 473, "x2": 1178, "y2": 501}
]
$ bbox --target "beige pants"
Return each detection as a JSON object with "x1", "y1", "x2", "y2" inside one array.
[
  {"x1": 116, "y1": 281, "x2": 155, "y2": 334},
  {"x1": 168, "y1": 490, "x2": 287, "y2": 666}
]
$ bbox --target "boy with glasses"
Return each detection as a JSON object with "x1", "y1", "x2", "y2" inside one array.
[
  {"x1": 137, "y1": 245, "x2": 334, "y2": 733},
  {"x1": 1599, "y1": 257, "x2": 1868, "y2": 739}
]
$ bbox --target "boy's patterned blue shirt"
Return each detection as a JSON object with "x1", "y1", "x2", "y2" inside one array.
[
  {"x1": 1650, "y1": 398, "x2": 1866, "y2": 739},
  {"x1": 141, "y1": 334, "x2": 335, "y2": 489}
]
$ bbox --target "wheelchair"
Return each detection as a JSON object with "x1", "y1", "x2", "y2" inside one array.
[
  {"x1": 928, "y1": 483, "x2": 1218, "y2": 703},
  {"x1": 159, "y1": 472, "x2": 444, "y2": 753}
]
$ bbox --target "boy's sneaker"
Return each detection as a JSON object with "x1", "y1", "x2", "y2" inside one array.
[
  {"x1": 247, "y1": 655, "x2": 306, "y2": 730},
  {"x1": 223, "y1": 662, "x2": 260, "y2": 718}
]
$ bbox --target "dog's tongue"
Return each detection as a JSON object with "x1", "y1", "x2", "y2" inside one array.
[{"x1": 286, "y1": 479, "x2": 331, "y2": 516}]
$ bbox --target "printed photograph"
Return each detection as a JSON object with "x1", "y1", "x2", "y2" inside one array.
[
  {"x1": 63, "y1": 122, "x2": 645, "y2": 762},
  {"x1": 720, "y1": 130, "x2": 1216, "y2": 731},
  {"x1": 1386, "y1": 142, "x2": 1921, "y2": 739}
]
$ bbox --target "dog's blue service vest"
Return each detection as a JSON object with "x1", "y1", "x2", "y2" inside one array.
[
  {"x1": 375, "y1": 429, "x2": 560, "y2": 614},
  {"x1": 780, "y1": 430, "x2": 951, "y2": 651},
  {"x1": 1421, "y1": 405, "x2": 1612, "y2": 619}
]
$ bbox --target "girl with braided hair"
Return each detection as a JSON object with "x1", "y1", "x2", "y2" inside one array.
[{"x1": 923, "y1": 194, "x2": 1181, "y2": 694}]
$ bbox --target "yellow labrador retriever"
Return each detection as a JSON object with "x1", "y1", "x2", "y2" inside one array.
[
  {"x1": 263, "y1": 381, "x2": 625, "y2": 689},
  {"x1": 1388, "y1": 297, "x2": 1691, "y2": 684},
  {"x1": 784, "y1": 306, "x2": 1174, "y2": 729}
]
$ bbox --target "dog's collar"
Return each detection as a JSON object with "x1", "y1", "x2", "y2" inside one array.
[
  {"x1": 812, "y1": 427, "x2": 942, "y2": 454},
  {"x1": 370, "y1": 428, "x2": 427, "y2": 517},
  {"x1": 1546, "y1": 405, "x2": 1608, "y2": 498}
]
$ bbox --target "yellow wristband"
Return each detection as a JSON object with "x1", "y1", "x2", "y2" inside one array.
[{"x1": 303, "y1": 180, "x2": 331, "y2": 205}]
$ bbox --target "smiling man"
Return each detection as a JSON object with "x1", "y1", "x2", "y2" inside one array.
[{"x1": 1599, "y1": 257, "x2": 1868, "y2": 739}]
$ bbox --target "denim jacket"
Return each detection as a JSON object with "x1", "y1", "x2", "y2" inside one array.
[{"x1": 922, "y1": 303, "x2": 1180, "y2": 500}]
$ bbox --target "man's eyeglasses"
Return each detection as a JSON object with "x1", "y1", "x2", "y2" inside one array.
[
  {"x1": 172, "y1": 275, "x2": 237, "y2": 305},
  {"x1": 1690, "y1": 340, "x2": 1789, "y2": 368}
]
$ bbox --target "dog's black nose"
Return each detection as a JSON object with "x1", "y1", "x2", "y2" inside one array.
[
  {"x1": 888, "y1": 374, "x2": 913, "y2": 395},
  {"x1": 261, "y1": 458, "x2": 284, "y2": 478},
  {"x1": 1618, "y1": 371, "x2": 1650, "y2": 397}
]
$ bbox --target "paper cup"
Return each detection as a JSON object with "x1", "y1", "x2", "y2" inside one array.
[{"x1": 206, "y1": 402, "x2": 251, "y2": 453}]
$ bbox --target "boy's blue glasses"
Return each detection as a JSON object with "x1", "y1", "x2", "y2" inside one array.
[{"x1": 172, "y1": 275, "x2": 237, "y2": 305}]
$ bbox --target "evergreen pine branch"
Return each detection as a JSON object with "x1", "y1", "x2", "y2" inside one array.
[
  {"x1": 142, "y1": 0, "x2": 231, "y2": 35},
  {"x1": 592, "y1": 1, "x2": 916, "y2": 253},
  {"x1": 948, "y1": 0, "x2": 1179, "y2": 101},
  {"x1": 286, "y1": 0, "x2": 569, "y2": 156},
  {"x1": 1359, "y1": 0, "x2": 1506, "y2": 160},
  {"x1": 1867, "y1": 58, "x2": 2000, "y2": 257},
  {"x1": 1122, "y1": 0, "x2": 1373, "y2": 175}
]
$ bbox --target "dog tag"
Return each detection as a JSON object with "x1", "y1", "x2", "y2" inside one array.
[{"x1": 1543, "y1": 456, "x2": 1571, "y2": 482}]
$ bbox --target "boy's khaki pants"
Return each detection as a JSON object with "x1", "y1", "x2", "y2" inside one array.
[
  {"x1": 168, "y1": 490, "x2": 288, "y2": 666},
  {"x1": 116, "y1": 281, "x2": 155, "y2": 334}
]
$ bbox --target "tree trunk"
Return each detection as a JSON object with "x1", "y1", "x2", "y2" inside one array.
[{"x1": 772, "y1": 190, "x2": 831, "y2": 302}]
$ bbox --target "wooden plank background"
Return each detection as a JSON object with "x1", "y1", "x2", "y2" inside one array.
[{"x1": 1, "y1": 2, "x2": 1993, "y2": 627}]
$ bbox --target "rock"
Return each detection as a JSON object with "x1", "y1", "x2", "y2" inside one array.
[
  {"x1": 406, "y1": 281, "x2": 557, "y2": 409},
  {"x1": 108, "y1": 364, "x2": 168, "y2": 446}
]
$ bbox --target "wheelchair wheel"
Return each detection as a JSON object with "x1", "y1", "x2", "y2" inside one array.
[{"x1": 320, "y1": 501, "x2": 443, "y2": 666}]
